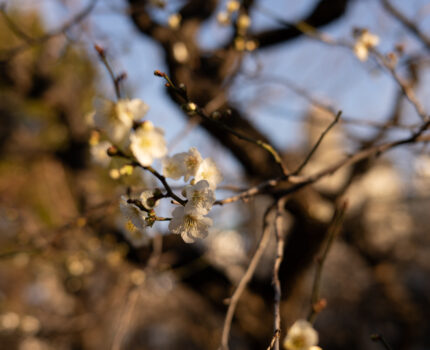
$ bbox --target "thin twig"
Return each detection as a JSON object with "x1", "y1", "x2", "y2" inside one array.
[
  {"x1": 220, "y1": 202, "x2": 276, "y2": 350},
  {"x1": 256, "y1": 5, "x2": 428, "y2": 122},
  {"x1": 307, "y1": 200, "x2": 348, "y2": 323},
  {"x1": 0, "y1": 7, "x2": 35, "y2": 43},
  {"x1": 380, "y1": 0, "x2": 430, "y2": 50},
  {"x1": 138, "y1": 164, "x2": 186, "y2": 206},
  {"x1": 246, "y1": 73, "x2": 419, "y2": 132},
  {"x1": 108, "y1": 149, "x2": 186, "y2": 206},
  {"x1": 94, "y1": 45, "x2": 123, "y2": 100},
  {"x1": 267, "y1": 330, "x2": 281, "y2": 350},
  {"x1": 270, "y1": 197, "x2": 288, "y2": 350},
  {"x1": 216, "y1": 120, "x2": 430, "y2": 205},
  {"x1": 294, "y1": 111, "x2": 342, "y2": 175},
  {"x1": 372, "y1": 49, "x2": 428, "y2": 121},
  {"x1": 371, "y1": 333, "x2": 394, "y2": 350}
]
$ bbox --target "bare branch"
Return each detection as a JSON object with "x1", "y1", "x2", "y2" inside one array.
[
  {"x1": 380, "y1": 0, "x2": 430, "y2": 50},
  {"x1": 217, "y1": 119, "x2": 430, "y2": 204},
  {"x1": 294, "y1": 111, "x2": 342, "y2": 175},
  {"x1": 270, "y1": 197, "x2": 288, "y2": 350}
]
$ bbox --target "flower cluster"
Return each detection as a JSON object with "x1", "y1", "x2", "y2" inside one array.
[
  {"x1": 353, "y1": 28, "x2": 379, "y2": 62},
  {"x1": 283, "y1": 320, "x2": 321, "y2": 350},
  {"x1": 163, "y1": 147, "x2": 222, "y2": 243},
  {"x1": 89, "y1": 98, "x2": 222, "y2": 246}
]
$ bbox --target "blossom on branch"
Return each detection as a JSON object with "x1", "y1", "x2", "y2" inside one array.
[
  {"x1": 119, "y1": 196, "x2": 151, "y2": 247},
  {"x1": 90, "y1": 139, "x2": 111, "y2": 167},
  {"x1": 168, "y1": 206, "x2": 212, "y2": 243},
  {"x1": 283, "y1": 320, "x2": 319, "y2": 350},
  {"x1": 130, "y1": 121, "x2": 167, "y2": 166},
  {"x1": 140, "y1": 190, "x2": 160, "y2": 209},
  {"x1": 184, "y1": 180, "x2": 215, "y2": 215},
  {"x1": 119, "y1": 196, "x2": 147, "y2": 230},
  {"x1": 162, "y1": 147, "x2": 202, "y2": 181},
  {"x1": 353, "y1": 29, "x2": 379, "y2": 62}
]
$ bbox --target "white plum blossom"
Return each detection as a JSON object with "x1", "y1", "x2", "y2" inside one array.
[
  {"x1": 108, "y1": 158, "x2": 155, "y2": 189},
  {"x1": 181, "y1": 147, "x2": 203, "y2": 181},
  {"x1": 130, "y1": 121, "x2": 167, "y2": 166},
  {"x1": 168, "y1": 206, "x2": 212, "y2": 243},
  {"x1": 90, "y1": 140, "x2": 111, "y2": 167},
  {"x1": 194, "y1": 157, "x2": 222, "y2": 189},
  {"x1": 119, "y1": 218, "x2": 150, "y2": 247},
  {"x1": 283, "y1": 320, "x2": 319, "y2": 350},
  {"x1": 353, "y1": 29, "x2": 379, "y2": 62},
  {"x1": 119, "y1": 196, "x2": 147, "y2": 230},
  {"x1": 162, "y1": 154, "x2": 186, "y2": 180},
  {"x1": 119, "y1": 196, "x2": 151, "y2": 247},
  {"x1": 93, "y1": 98, "x2": 149, "y2": 145},
  {"x1": 116, "y1": 98, "x2": 149, "y2": 123},
  {"x1": 140, "y1": 190, "x2": 160, "y2": 209},
  {"x1": 162, "y1": 147, "x2": 202, "y2": 181},
  {"x1": 184, "y1": 180, "x2": 215, "y2": 215}
]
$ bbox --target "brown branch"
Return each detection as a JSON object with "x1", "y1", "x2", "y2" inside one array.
[
  {"x1": 270, "y1": 197, "x2": 288, "y2": 350},
  {"x1": 135, "y1": 163, "x2": 186, "y2": 206},
  {"x1": 220, "y1": 202, "x2": 276, "y2": 350},
  {"x1": 216, "y1": 119, "x2": 430, "y2": 204},
  {"x1": 108, "y1": 148, "x2": 186, "y2": 206},
  {"x1": 250, "y1": 0, "x2": 350, "y2": 49},
  {"x1": 372, "y1": 49, "x2": 428, "y2": 121},
  {"x1": 293, "y1": 110, "x2": 342, "y2": 175},
  {"x1": 94, "y1": 45, "x2": 123, "y2": 100}
]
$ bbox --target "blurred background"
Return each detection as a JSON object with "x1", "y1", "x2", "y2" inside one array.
[{"x1": 1, "y1": 0, "x2": 430, "y2": 349}]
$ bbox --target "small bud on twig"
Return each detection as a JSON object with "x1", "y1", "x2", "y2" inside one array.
[
  {"x1": 107, "y1": 146, "x2": 119, "y2": 157},
  {"x1": 154, "y1": 70, "x2": 165, "y2": 77},
  {"x1": 94, "y1": 44, "x2": 105, "y2": 58}
]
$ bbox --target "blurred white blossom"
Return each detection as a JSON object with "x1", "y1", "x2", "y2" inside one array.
[
  {"x1": 283, "y1": 320, "x2": 319, "y2": 350},
  {"x1": 163, "y1": 147, "x2": 202, "y2": 181},
  {"x1": 140, "y1": 190, "x2": 160, "y2": 209},
  {"x1": 167, "y1": 13, "x2": 181, "y2": 29},
  {"x1": 119, "y1": 196, "x2": 150, "y2": 247},
  {"x1": 119, "y1": 195, "x2": 147, "y2": 231},
  {"x1": 353, "y1": 29, "x2": 379, "y2": 61},
  {"x1": 90, "y1": 140, "x2": 111, "y2": 167},
  {"x1": 93, "y1": 98, "x2": 148, "y2": 145},
  {"x1": 130, "y1": 121, "x2": 167, "y2": 166},
  {"x1": 217, "y1": 11, "x2": 230, "y2": 26}
]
